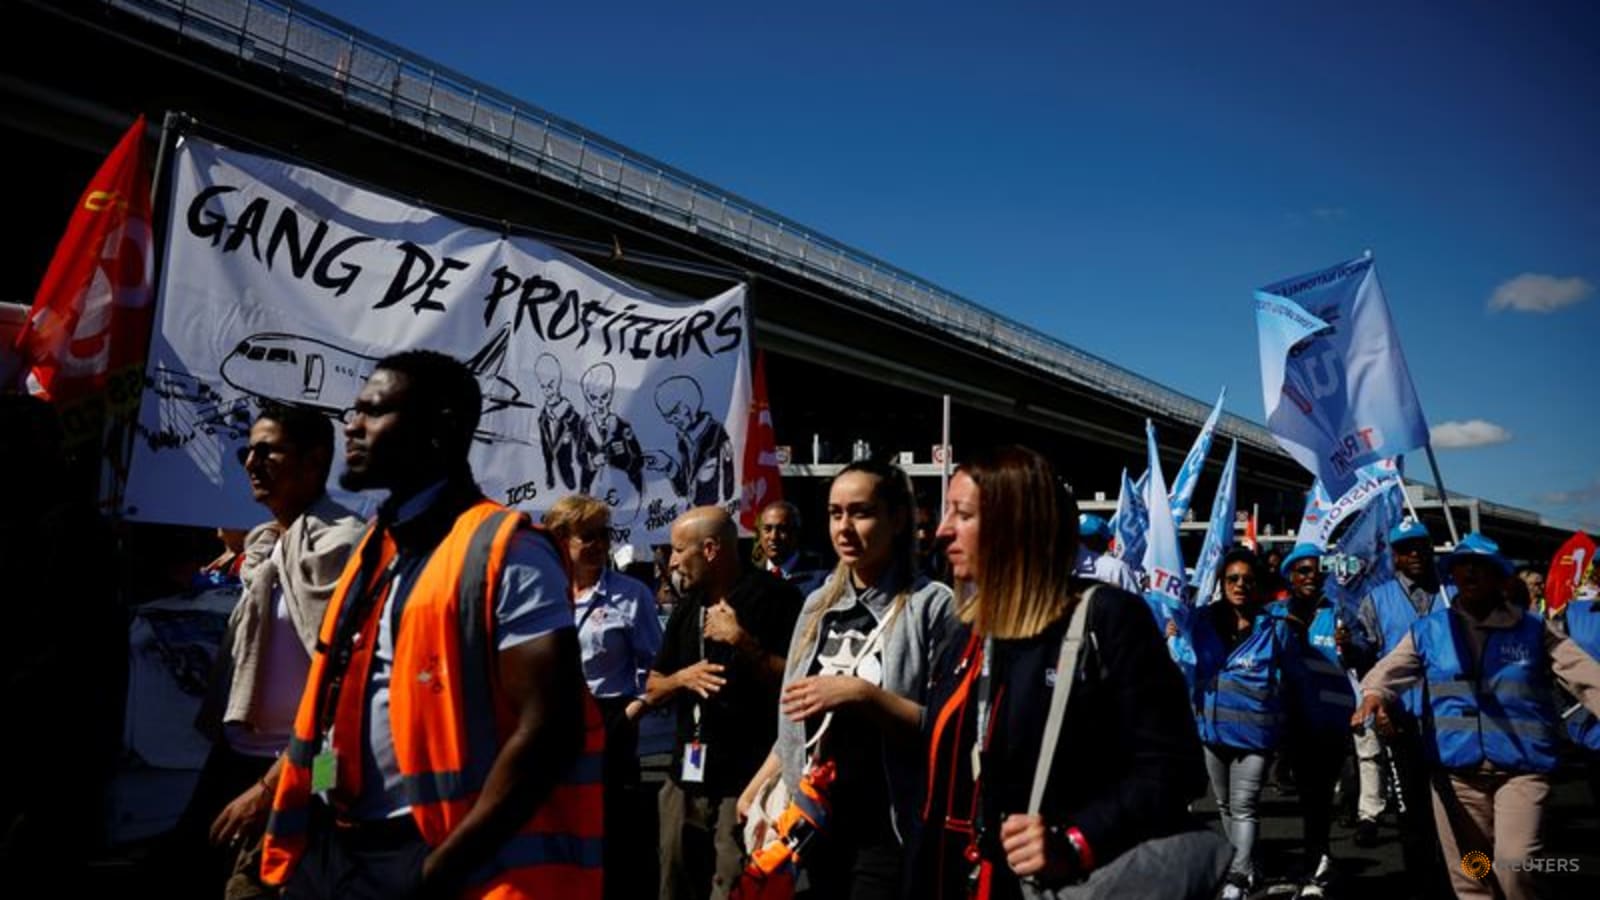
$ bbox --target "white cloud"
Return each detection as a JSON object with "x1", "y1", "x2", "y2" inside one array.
[
  {"x1": 1488, "y1": 273, "x2": 1593, "y2": 313},
  {"x1": 1431, "y1": 419, "x2": 1513, "y2": 449}
]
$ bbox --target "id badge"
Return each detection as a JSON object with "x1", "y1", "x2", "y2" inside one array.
[
  {"x1": 680, "y1": 741, "x2": 708, "y2": 783},
  {"x1": 311, "y1": 746, "x2": 339, "y2": 794}
]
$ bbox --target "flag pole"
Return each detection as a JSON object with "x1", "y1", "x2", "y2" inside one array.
[
  {"x1": 1422, "y1": 443, "x2": 1462, "y2": 544},
  {"x1": 939, "y1": 393, "x2": 951, "y2": 513},
  {"x1": 1399, "y1": 477, "x2": 1426, "y2": 524}
]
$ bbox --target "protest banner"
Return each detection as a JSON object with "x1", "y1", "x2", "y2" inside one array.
[{"x1": 125, "y1": 136, "x2": 749, "y2": 547}]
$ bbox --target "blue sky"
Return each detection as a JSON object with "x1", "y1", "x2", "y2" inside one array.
[{"x1": 309, "y1": 0, "x2": 1599, "y2": 529}]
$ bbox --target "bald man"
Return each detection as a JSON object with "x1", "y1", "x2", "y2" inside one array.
[{"x1": 645, "y1": 507, "x2": 803, "y2": 900}]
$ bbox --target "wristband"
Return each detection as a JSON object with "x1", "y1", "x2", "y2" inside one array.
[
  {"x1": 1046, "y1": 824, "x2": 1094, "y2": 874},
  {"x1": 1065, "y1": 826, "x2": 1094, "y2": 873}
]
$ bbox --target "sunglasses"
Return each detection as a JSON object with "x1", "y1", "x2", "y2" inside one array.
[
  {"x1": 1289, "y1": 565, "x2": 1319, "y2": 577},
  {"x1": 237, "y1": 441, "x2": 293, "y2": 466},
  {"x1": 1224, "y1": 574, "x2": 1256, "y2": 585}
]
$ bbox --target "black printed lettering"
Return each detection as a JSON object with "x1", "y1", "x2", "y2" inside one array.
[
  {"x1": 222, "y1": 197, "x2": 269, "y2": 260},
  {"x1": 265, "y1": 209, "x2": 328, "y2": 279},
  {"x1": 713, "y1": 305, "x2": 743, "y2": 354},
  {"x1": 186, "y1": 185, "x2": 239, "y2": 246},
  {"x1": 312, "y1": 236, "x2": 373, "y2": 297}
]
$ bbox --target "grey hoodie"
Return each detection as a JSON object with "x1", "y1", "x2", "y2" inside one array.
[{"x1": 774, "y1": 569, "x2": 955, "y2": 840}]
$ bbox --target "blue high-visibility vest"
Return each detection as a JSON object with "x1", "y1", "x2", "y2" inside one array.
[
  {"x1": 1271, "y1": 599, "x2": 1356, "y2": 735},
  {"x1": 1370, "y1": 578, "x2": 1450, "y2": 716},
  {"x1": 1193, "y1": 611, "x2": 1289, "y2": 752},
  {"x1": 1563, "y1": 599, "x2": 1600, "y2": 752},
  {"x1": 1372, "y1": 578, "x2": 1449, "y2": 652},
  {"x1": 1412, "y1": 609, "x2": 1559, "y2": 773}
]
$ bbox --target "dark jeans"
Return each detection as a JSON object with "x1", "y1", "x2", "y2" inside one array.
[
  {"x1": 158, "y1": 740, "x2": 276, "y2": 899},
  {"x1": 597, "y1": 696, "x2": 642, "y2": 900},
  {"x1": 1288, "y1": 733, "x2": 1346, "y2": 862},
  {"x1": 1388, "y1": 722, "x2": 1453, "y2": 899},
  {"x1": 283, "y1": 809, "x2": 431, "y2": 900},
  {"x1": 795, "y1": 833, "x2": 901, "y2": 900}
]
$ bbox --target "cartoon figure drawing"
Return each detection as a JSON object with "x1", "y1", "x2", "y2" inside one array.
[
  {"x1": 644, "y1": 375, "x2": 734, "y2": 507},
  {"x1": 579, "y1": 362, "x2": 646, "y2": 524},
  {"x1": 535, "y1": 353, "x2": 584, "y2": 491}
]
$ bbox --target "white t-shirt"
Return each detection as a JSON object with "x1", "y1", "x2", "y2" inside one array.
[{"x1": 226, "y1": 586, "x2": 310, "y2": 758}]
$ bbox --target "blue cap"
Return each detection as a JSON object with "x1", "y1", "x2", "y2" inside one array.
[
  {"x1": 1388, "y1": 519, "x2": 1431, "y2": 546},
  {"x1": 1078, "y1": 514, "x2": 1111, "y2": 541},
  {"x1": 1280, "y1": 543, "x2": 1323, "y2": 577},
  {"x1": 1439, "y1": 532, "x2": 1513, "y2": 577}
]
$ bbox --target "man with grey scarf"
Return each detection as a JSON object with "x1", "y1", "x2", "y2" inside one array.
[{"x1": 163, "y1": 402, "x2": 363, "y2": 900}]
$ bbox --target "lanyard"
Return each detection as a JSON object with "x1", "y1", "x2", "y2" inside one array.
[
  {"x1": 314, "y1": 554, "x2": 402, "y2": 739},
  {"x1": 963, "y1": 636, "x2": 1000, "y2": 883},
  {"x1": 971, "y1": 637, "x2": 994, "y2": 779},
  {"x1": 691, "y1": 603, "x2": 708, "y2": 739},
  {"x1": 575, "y1": 571, "x2": 608, "y2": 632}
]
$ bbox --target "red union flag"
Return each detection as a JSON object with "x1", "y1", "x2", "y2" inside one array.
[
  {"x1": 15, "y1": 115, "x2": 153, "y2": 432},
  {"x1": 1546, "y1": 531, "x2": 1597, "y2": 614},
  {"x1": 738, "y1": 350, "x2": 784, "y2": 531}
]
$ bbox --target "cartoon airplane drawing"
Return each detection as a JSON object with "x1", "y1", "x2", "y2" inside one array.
[
  {"x1": 145, "y1": 365, "x2": 254, "y2": 442},
  {"x1": 219, "y1": 325, "x2": 536, "y2": 444}
]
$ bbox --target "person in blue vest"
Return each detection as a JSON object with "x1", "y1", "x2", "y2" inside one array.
[
  {"x1": 1554, "y1": 580, "x2": 1600, "y2": 811},
  {"x1": 1073, "y1": 513, "x2": 1141, "y2": 593},
  {"x1": 1346, "y1": 518, "x2": 1451, "y2": 889},
  {"x1": 1270, "y1": 544, "x2": 1355, "y2": 899},
  {"x1": 1188, "y1": 547, "x2": 1294, "y2": 900},
  {"x1": 1354, "y1": 533, "x2": 1600, "y2": 900}
]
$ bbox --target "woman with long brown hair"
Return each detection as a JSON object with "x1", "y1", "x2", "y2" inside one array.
[
  {"x1": 738, "y1": 459, "x2": 954, "y2": 899},
  {"x1": 909, "y1": 445, "x2": 1212, "y2": 899}
]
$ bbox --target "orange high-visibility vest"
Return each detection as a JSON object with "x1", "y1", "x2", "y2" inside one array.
[{"x1": 262, "y1": 500, "x2": 605, "y2": 899}]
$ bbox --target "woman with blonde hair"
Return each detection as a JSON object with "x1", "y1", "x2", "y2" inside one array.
[
  {"x1": 738, "y1": 459, "x2": 954, "y2": 899},
  {"x1": 909, "y1": 445, "x2": 1217, "y2": 900},
  {"x1": 542, "y1": 493, "x2": 662, "y2": 900}
]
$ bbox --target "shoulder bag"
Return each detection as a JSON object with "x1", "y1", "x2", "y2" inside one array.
[{"x1": 1019, "y1": 588, "x2": 1232, "y2": 900}]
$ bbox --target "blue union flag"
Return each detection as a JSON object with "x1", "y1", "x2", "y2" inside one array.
[
  {"x1": 1254, "y1": 255, "x2": 1430, "y2": 495},
  {"x1": 1193, "y1": 440, "x2": 1239, "y2": 606},
  {"x1": 1110, "y1": 466, "x2": 1148, "y2": 568},
  {"x1": 1169, "y1": 387, "x2": 1225, "y2": 524}
]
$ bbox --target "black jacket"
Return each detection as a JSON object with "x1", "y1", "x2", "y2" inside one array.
[{"x1": 909, "y1": 582, "x2": 1207, "y2": 899}]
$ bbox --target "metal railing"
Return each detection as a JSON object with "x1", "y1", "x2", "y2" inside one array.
[{"x1": 109, "y1": 0, "x2": 1281, "y2": 452}]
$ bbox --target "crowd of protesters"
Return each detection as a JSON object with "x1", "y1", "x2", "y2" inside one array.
[{"x1": 5, "y1": 369, "x2": 1600, "y2": 900}]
